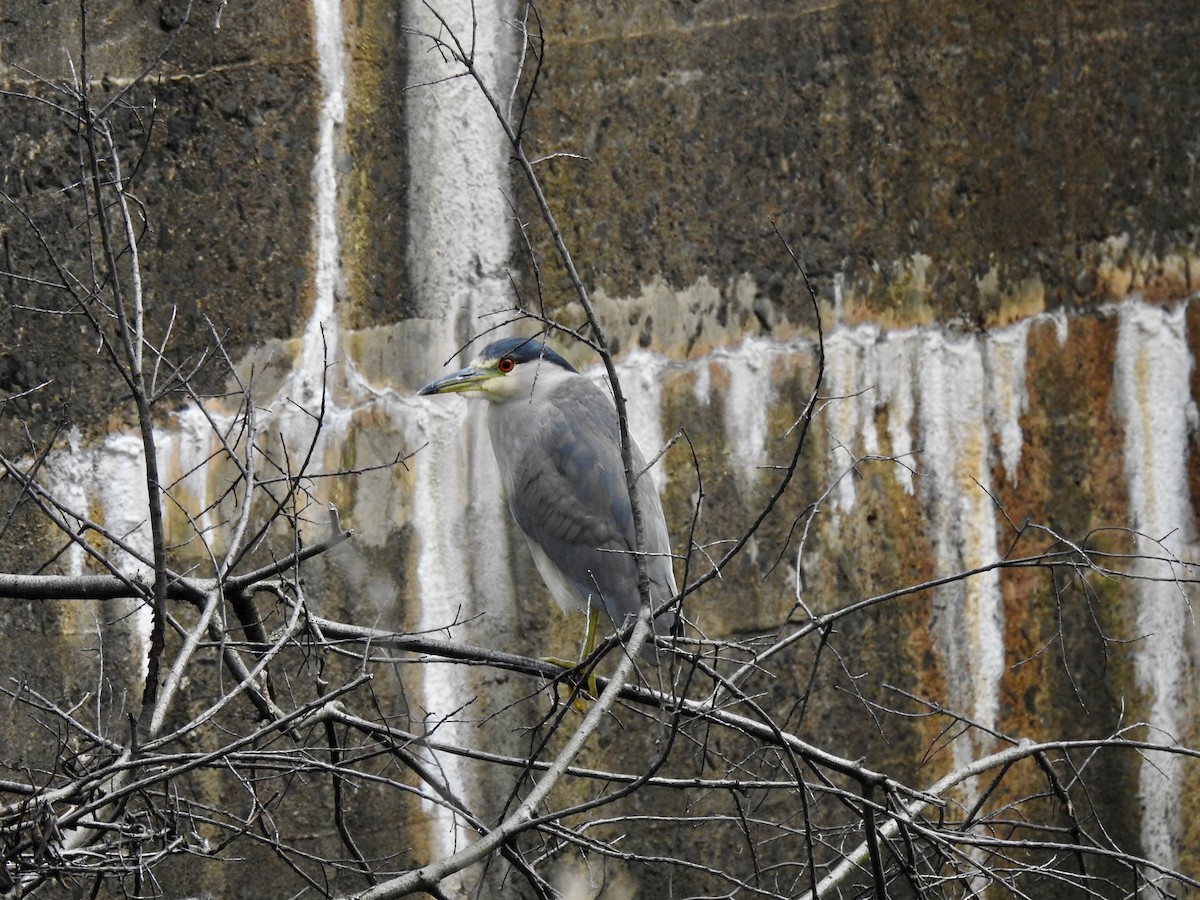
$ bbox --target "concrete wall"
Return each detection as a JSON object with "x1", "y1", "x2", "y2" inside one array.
[{"x1": 1, "y1": 0, "x2": 1198, "y2": 896}]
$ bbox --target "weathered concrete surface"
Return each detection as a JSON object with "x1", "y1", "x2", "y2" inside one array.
[
  {"x1": 0, "y1": 0, "x2": 1198, "y2": 897},
  {"x1": 0, "y1": 2, "x2": 320, "y2": 442},
  {"x1": 521, "y1": 1, "x2": 1200, "y2": 347}
]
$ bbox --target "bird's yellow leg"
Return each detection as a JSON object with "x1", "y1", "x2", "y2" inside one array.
[
  {"x1": 542, "y1": 606, "x2": 600, "y2": 703},
  {"x1": 581, "y1": 605, "x2": 599, "y2": 699}
]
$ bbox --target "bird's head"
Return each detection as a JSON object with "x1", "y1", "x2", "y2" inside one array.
[{"x1": 418, "y1": 337, "x2": 578, "y2": 402}]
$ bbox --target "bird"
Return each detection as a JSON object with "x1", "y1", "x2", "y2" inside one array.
[{"x1": 418, "y1": 336, "x2": 677, "y2": 669}]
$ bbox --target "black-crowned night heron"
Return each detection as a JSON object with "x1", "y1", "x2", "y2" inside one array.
[{"x1": 418, "y1": 337, "x2": 677, "y2": 667}]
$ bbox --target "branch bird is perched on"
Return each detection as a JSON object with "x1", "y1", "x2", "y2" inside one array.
[{"x1": 419, "y1": 337, "x2": 677, "y2": 668}]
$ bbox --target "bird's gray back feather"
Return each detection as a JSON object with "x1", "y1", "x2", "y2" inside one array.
[{"x1": 488, "y1": 374, "x2": 677, "y2": 650}]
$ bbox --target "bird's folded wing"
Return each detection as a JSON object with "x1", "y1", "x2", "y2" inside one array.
[{"x1": 508, "y1": 383, "x2": 642, "y2": 615}]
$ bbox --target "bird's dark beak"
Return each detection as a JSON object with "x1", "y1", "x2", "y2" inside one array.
[{"x1": 418, "y1": 365, "x2": 493, "y2": 396}]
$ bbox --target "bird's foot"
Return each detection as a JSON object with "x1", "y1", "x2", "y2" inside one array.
[{"x1": 541, "y1": 656, "x2": 598, "y2": 710}]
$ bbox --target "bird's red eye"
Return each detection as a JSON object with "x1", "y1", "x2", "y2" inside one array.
[{"x1": 497, "y1": 357, "x2": 515, "y2": 374}]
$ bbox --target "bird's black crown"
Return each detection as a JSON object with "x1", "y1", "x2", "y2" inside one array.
[{"x1": 482, "y1": 337, "x2": 577, "y2": 373}]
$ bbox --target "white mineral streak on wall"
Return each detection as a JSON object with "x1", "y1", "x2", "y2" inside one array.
[
  {"x1": 718, "y1": 336, "x2": 776, "y2": 490},
  {"x1": 691, "y1": 355, "x2": 712, "y2": 406},
  {"x1": 41, "y1": 410, "x2": 256, "y2": 692},
  {"x1": 822, "y1": 319, "x2": 1026, "y2": 514},
  {"x1": 1048, "y1": 306, "x2": 1070, "y2": 346},
  {"x1": 297, "y1": 0, "x2": 346, "y2": 402},
  {"x1": 41, "y1": 431, "x2": 154, "y2": 686},
  {"x1": 613, "y1": 349, "x2": 668, "y2": 493},
  {"x1": 40, "y1": 430, "x2": 93, "y2": 580},
  {"x1": 817, "y1": 323, "x2": 1015, "y2": 748},
  {"x1": 253, "y1": 0, "x2": 351, "y2": 503},
  {"x1": 876, "y1": 329, "x2": 919, "y2": 494},
  {"x1": 916, "y1": 333, "x2": 1006, "y2": 761},
  {"x1": 404, "y1": 0, "x2": 516, "y2": 859},
  {"x1": 82, "y1": 435, "x2": 154, "y2": 561},
  {"x1": 819, "y1": 321, "x2": 1030, "y2": 753},
  {"x1": 824, "y1": 325, "x2": 881, "y2": 512},
  {"x1": 1113, "y1": 299, "x2": 1196, "y2": 884},
  {"x1": 983, "y1": 320, "x2": 1031, "y2": 485},
  {"x1": 156, "y1": 403, "x2": 227, "y2": 542}
]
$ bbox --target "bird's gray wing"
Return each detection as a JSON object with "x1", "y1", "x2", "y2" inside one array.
[{"x1": 506, "y1": 378, "x2": 673, "y2": 640}]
